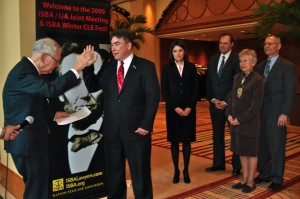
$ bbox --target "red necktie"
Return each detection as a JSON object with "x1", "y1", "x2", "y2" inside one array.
[{"x1": 117, "y1": 61, "x2": 124, "y2": 93}]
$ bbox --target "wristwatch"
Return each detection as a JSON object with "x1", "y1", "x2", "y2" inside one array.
[{"x1": 0, "y1": 127, "x2": 6, "y2": 137}]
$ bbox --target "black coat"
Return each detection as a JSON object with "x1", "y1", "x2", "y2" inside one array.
[{"x1": 161, "y1": 61, "x2": 199, "y2": 142}]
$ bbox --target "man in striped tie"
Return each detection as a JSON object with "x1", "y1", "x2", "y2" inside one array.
[{"x1": 255, "y1": 35, "x2": 297, "y2": 192}]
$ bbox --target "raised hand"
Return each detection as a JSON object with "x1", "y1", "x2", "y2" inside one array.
[{"x1": 73, "y1": 45, "x2": 98, "y2": 73}]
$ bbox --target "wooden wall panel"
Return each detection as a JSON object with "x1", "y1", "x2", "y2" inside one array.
[{"x1": 0, "y1": 163, "x2": 24, "y2": 199}]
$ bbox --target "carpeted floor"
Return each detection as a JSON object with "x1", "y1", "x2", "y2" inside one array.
[
  {"x1": 166, "y1": 153, "x2": 300, "y2": 199},
  {"x1": 2, "y1": 101, "x2": 299, "y2": 199},
  {"x1": 144, "y1": 101, "x2": 300, "y2": 199}
]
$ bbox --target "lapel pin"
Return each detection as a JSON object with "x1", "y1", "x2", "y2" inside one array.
[{"x1": 133, "y1": 65, "x2": 137, "y2": 69}]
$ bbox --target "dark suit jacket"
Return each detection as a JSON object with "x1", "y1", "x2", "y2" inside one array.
[
  {"x1": 3, "y1": 57, "x2": 80, "y2": 156},
  {"x1": 206, "y1": 52, "x2": 241, "y2": 104},
  {"x1": 83, "y1": 55, "x2": 160, "y2": 141},
  {"x1": 256, "y1": 56, "x2": 297, "y2": 120},
  {"x1": 227, "y1": 72, "x2": 264, "y2": 137},
  {"x1": 161, "y1": 61, "x2": 199, "y2": 142}
]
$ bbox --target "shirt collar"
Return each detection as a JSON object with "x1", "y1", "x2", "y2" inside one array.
[
  {"x1": 269, "y1": 55, "x2": 279, "y2": 66},
  {"x1": 118, "y1": 53, "x2": 134, "y2": 76},
  {"x1": 27, "y1": 57, "x2": 40, "y2": 75},
  {"x1": 118, "y1": 53, "x2": 134, "y2": 68},
  {"x1": 267, "y1": 55, "x2": 279, "y2": 71},
  {"x1": 221, "y1": 50, "x2": 232, "y2": 60}
]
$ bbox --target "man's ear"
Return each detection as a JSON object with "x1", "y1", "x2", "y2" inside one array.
[
  {"x1": 127, "y1": 42, "x2": 133, "y2": 50},
  {"x1": 40, "y1": 52, "x2": 48, "y2": 63},
  {"x1": 277, "y1": 43, "x2": 282, "y2": 51}
]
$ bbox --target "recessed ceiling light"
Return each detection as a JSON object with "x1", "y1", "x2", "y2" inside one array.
[{"x1": 240, "y1": 30, "x2": 245, "y2": 33}]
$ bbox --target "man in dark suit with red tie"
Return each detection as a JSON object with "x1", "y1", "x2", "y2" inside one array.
[
  {"x1": 255, "y1": 35, "x2": 297, "y2": 192},
  {"x1": 83, "y1": 29, "x2": 160, "y2": 199},
  {"x1": 205, "y1": 33, "x2": 241, "y2": 176}
]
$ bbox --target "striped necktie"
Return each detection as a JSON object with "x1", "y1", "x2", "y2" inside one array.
[{"x1": 264, "y1": 59, "x2": 271, "y2": 81}]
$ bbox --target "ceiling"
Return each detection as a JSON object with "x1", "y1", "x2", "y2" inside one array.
[
  {"x1": 111, "y1": 0, "x2": 259, "y2": 42},
  {"x1": 157, "y1": 22, "x2": 258, "y2": 42}
]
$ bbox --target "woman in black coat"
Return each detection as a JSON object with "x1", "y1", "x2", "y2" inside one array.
[{"x1": 161, "y1": 40, "x2": 199, "y2": 184}]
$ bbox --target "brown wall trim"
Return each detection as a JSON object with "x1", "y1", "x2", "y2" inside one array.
[{"x1": 0, "y1": 163, "x2": 24, "y2": 199}]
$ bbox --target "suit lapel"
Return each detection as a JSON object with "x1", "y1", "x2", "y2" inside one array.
[
  {"x1": 260, "y1": 60, "x2": 268, "y2": 75},
  {"x1": 119, "y1": 56, "x2": 138, "y2": 94},
  {"x1": 267, "y1": 57, "x2": 281, "y2": 82},
  {"x1": 213, "y1": 54, "x2": 222, "y2": 79},
  {"x1": 111, "y1": 60, "x2": 119, "y2": 93},
  {"x1": 213, "y1": 55, "x2": 220, "y2": 75},
  {"x1": 171, "y1": 61, "x2": 182, "y2": 78},
  {"x1": 218, "y1": 54, "x2": 232, "y2": 79}
]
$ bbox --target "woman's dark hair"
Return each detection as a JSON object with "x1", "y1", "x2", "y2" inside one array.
[{"x1": 169, "y1": 40, "x2": 188, "y2": 63}]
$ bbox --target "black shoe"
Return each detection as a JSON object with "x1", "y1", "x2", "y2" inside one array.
[
  {"x1": 205, "y1": 166, "x2": 225, "y2": 172},
  {"x1": 173, "y1": 170, "x2": 180, "y2": 184},
  {"x1": 242, "y1": 183, "x2": 256, "y2": 193},
  {"x1": 231, "y1": 182, "x2": 246, "y2": 189},
  {"x1": 232, "y1": 168, "x2": 241, "y2": 176},
  {"x1": 254, "y1": 176, "x2": 271, "y2": 184},
  {"x1": 183, "y1": 171, "x2": 191, "y2": 184},
  {"x1": 268, "y1": 182, "x2": 282, "y2": 192}
]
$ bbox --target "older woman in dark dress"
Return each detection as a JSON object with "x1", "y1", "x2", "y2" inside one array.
[
  {"x1": 161, "y1": 40, "x2": 199, "y2": 184},
  {"x1": 226, "y1": 49, "x2": 264, "y2": 193}
]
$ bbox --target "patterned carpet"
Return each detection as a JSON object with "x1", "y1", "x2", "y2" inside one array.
[{"x1": 152, "y1": 101, "x2": 300, "y2": 199}]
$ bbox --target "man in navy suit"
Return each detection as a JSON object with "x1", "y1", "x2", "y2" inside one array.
[
  {"x1": 255, "y1": 35, "x2": 297, "y2": 192},
  {"x1": 2, "y1": 38, "x2": 96, "y2": 199},
  {"x1": 83, "y1": 29, "x2": 160, "y2": 199},
  {"x1": 206, "y1": 33, "x2": 241, "y2": 176}
]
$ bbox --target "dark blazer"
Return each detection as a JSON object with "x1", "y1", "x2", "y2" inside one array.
[
  {"x1": 83, "y1": 55, "x2": 160, "y2": 141},
  {"x1": 161, "y1": 61, "x2": 199, "y2": 142},
  {"x1": 206, "y1": 52, "x2": 241, "y2": 103},
  {"x1": 3, "y1": 57, "x2": 80, "y2": 156},
  {"x1": 255, "y1": 56, "x2": 296, "y2": 184},
  {"x1": 205, "y1": 51, "x2": 241, "y2": 169},
  {"x1": 256, "y1": 57, "x2": 296, "y2": 119},
  {"x1": 83, "y1": 55, "x2": 160, "y2": 198},
  {"x1": 227, "y1": 72, "x2": 264, "y2": 138}
]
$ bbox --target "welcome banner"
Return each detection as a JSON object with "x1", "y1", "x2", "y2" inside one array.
[{"x1": 36, "y1": 0, "x2": 110, "y2": 198}]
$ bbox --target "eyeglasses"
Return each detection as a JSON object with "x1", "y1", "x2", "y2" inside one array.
[
  {"x1": 264, "y1": 43, "x2": 277, "y2": 46},
  {"x1": 110, "y1": 42, "x2": 128, "y2": 48},
  {"x1": 46, "y1": 53, "x2": 61, "y2": 65}
]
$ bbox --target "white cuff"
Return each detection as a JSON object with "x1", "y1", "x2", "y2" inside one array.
[{"x1": 70, "y1": 69, "x2": 80, "y2": 79}]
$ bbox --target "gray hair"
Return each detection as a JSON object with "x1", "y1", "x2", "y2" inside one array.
[
  {"x1": 32, "y1": 38, "x2": 62, "y2": 56},
  {"x1": 239, "y1": 49, "x2": 257, "y2": 64},
  {"x1": 266, "y1": 34, "x2": 281, "y2": 44}
]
